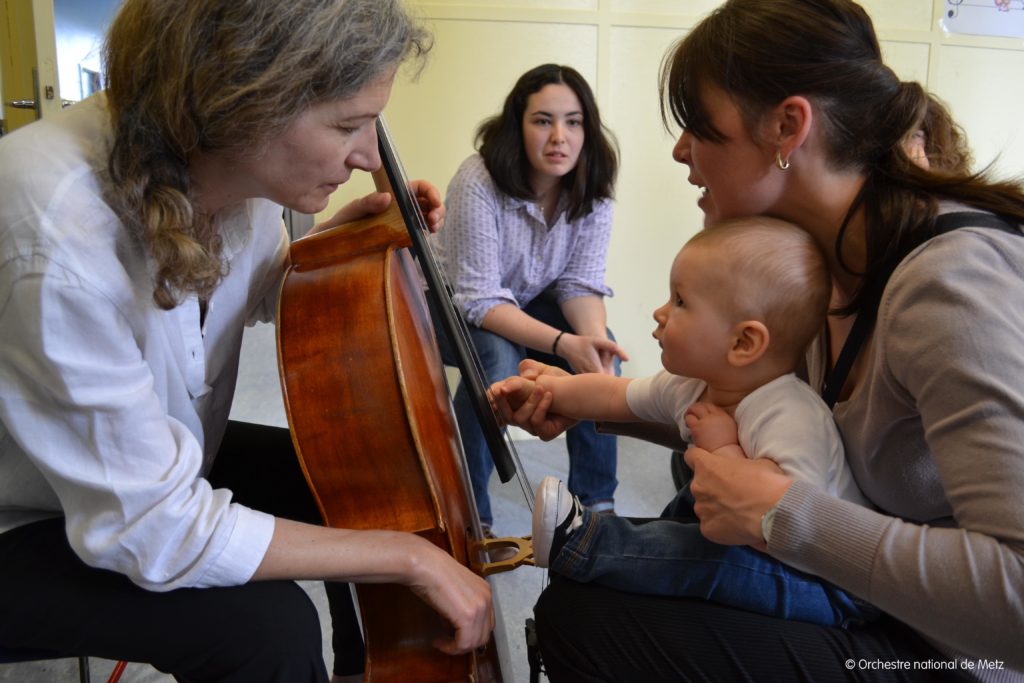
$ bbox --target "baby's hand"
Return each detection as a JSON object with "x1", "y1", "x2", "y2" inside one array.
[{"x1": 684, "y1": 402, "x2": 741, "y2": 455}]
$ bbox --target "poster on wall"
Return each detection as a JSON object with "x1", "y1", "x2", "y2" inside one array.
[{"x1": 942, "y1": 0, "x2": 1024, "y2": 39}]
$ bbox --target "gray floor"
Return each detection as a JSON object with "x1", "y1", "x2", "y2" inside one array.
[{"x1": 1, "y1": 322, "x2": 676, "y2": 683}]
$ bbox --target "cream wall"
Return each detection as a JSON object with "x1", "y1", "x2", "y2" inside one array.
[{"x1": 320, "y1": 0, "x2": 1024, "y2": 380}]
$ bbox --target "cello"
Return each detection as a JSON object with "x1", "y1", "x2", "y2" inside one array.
[{"x1": 277, "y1": 118, "x2": 533, "y2": 681}]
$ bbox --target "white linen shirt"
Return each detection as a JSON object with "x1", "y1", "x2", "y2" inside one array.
[
  {"x1": 0, "y1": 95, "x2": 287, "y2": 591},
  {"x1": 627, "y1": 371, "x2": 867, "y2": 505},
  {"x1": 433, "y1": 154, "x2": 614, "y2": 326}
]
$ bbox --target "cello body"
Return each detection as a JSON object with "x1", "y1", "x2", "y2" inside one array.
[{"x1": 276, "y1": 174, "x2": 503, "y2": 682}]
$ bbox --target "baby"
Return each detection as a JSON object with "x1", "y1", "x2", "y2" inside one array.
[{"x1": 492, "y1": 216, "x2": 876, "y2": 627}]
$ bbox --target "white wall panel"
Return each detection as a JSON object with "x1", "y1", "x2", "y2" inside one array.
[
  {"x1": 608, "y1": 0, "x2": 720, "y2": 20},
  {"x1": 880, "y1": 40, "x2": 931, "y2": 84},
  {"x1": 859, "y1": 0, "x2": 933, "y2": 32},
  {"x1": 933, "y1": 44, "x2": 1024, "y2": 176},
  {"x1": 606, "y1": 25, "x2": 702, "y2": 378}
]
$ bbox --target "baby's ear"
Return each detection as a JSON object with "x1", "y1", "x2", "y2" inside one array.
[{"x1": 727, "y1": 320, "x2": 770, "y2": 367}]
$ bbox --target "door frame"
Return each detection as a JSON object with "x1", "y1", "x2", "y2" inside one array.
[{"x1": 1, "y1": 0, "x2": 61, "y2": 134}]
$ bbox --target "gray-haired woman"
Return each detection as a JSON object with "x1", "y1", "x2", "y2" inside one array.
[{"x1": 0, "y1": 1, "x2": 491, "y2": 681}]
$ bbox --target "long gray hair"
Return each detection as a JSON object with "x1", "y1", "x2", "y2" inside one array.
[{"x1": 104, "y1": 0, "x2": 430, "y2": 309}]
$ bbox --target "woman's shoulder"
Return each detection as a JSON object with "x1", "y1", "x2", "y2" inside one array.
[
  {"x1": 446, "y1": 153, "x2": 512, "y2": 209},
  {"x1": 1, "y1": 94, "x2": 112, "y2": 175},
  {"x1": 895, "y1": 211, "x2": 1024, "y2": 284},
  {"x1": 0, "y1": 96, "x2": 113, "y2": 213},
  {"x1": 1, "y1": 99, "x2": 121, "y2": 263},
  {"x1": 589, "y1": 196, "x2": 615, "y2": 218},
  {"x1": 882, "y1": 209, "x2": 1024, "y2": 347},
  {"x1": 449, "y1": 153, "x2": 492, "y2": 188}
]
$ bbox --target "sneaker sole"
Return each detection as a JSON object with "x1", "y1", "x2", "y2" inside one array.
[{"x1": 532, "y1": 476, "x2": 564, "y2": 568}]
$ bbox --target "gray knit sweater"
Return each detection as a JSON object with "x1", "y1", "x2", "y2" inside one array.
[{"x1": 779, "y1": 217, "x2": 1024, "y2": 682}]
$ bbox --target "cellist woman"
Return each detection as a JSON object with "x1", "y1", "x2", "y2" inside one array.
[{"x1": 0, "y1": 0, "x2": 493, "y2": 681}]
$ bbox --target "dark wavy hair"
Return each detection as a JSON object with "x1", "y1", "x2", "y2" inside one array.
[
  {"x1": 659, "y1": 0, "x2": 1024, "y2": 316},
  {"x1": 476, "y1": 64, "x2": 618, "y2": 221},
  {"x1": 918, "y1": 93, "x2": 972, "y2": 174}
]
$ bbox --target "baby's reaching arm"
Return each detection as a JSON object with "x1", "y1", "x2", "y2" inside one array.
[
  {"x1": 492, "y1": 373, "x2": 636, "y2": 424},
  {"x1": 684, "y1": 402, "x2": 746, "y2": 459}
]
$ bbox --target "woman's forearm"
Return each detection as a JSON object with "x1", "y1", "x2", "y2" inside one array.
[
  {"x1": 254, "y1": 518, "x2": 426, "y2": 583},
  {"x1": 254, "y1": 518, "x2": 495, "y2": 655},
  {"x1": 560, "y1": 295, "x2": 608, "y2": 338},
  {"x1": 480, "y1": 303, "x2": 563, "y2": 353}
]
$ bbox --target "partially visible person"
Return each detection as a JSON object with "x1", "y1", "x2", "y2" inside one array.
[
  {"x1": 433, "y1": 64, "x2": 627, "y2": 534},
  {"x1": 902, "y1": 93, "x2": 972, "y2": 173},
  {"x1": 920, "y1": 93, "x2": 973, "y2": 172},
  {"x1": 498, "y1": 0, "x2": 1024, "y2": 680},
  {"x1": 0, "y1": 2, "x2": 493, "y2": 682},
  {"x1": 494, "y1": 217, "x2": 877, "y2": 628}
]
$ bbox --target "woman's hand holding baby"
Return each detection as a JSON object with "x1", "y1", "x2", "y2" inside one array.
[{"x1": 489, "y1": 361, "x2": 578, "y2": 441}]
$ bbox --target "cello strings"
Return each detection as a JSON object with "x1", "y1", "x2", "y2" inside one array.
[{"x1": 377, "y1": 116, "x2": 536, "y2": 513}]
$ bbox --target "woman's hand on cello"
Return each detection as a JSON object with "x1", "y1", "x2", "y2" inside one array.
[
  {"x1": 309, "y1": 192, "x2": 392, "y2": 235},
  {"x1": 406, "y1": 537, "x2": 495, "y2": 655},
  {"x1": 255, "y1": 521, "x2": 491, "y2": 655},
  {"x1": 489, "y1": 362, "x2": 578, "y2": 441},
  {"x1": 408, "y1": 179, "x2": 445, "y2": 232},
  {"x1": 306, "y1": 179, "x2": 445, "y2": 236}
]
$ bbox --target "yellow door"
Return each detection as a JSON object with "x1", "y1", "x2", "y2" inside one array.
[{"x1": 1, "y1": 0, "x2": 60, "y2": 135}]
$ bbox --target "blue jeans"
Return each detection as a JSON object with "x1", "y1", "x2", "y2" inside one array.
[
  {"x1": 434, "y1": 293, "x2": 619, "y2": 527},
  {"x1": 552, "y1": 483, "x2": 880, "y2": 628}
]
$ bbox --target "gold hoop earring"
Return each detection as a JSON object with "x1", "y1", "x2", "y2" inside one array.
[{"x1": 775, "y1": 151, "x2": 790, "y2": 171}]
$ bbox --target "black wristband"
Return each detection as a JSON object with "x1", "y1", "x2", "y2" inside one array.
[{"x1": 552, "y1": 330, "x2": 567, "y2": 356}]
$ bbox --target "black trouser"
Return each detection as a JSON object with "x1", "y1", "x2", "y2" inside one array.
[
  {"x1": 0, "y1": 421, "x2": 364, "y2": 682},
  {"x1": 534, "y1": 575, "x2": 973, "y2": 682}
]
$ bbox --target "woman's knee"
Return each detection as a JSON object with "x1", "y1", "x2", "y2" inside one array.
[
  {"x1": 164, "y1": 581, "x2": 328, "y2": 682},
  {"x1": 240, "y1": 581, "x2": 323, "y2": 651},
  {"x1": 468, "y1": 327, "x2": 523, "y2": 379},
  {"x1": 534, "y1": 580, "x2": 609, "y2": 680}
]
